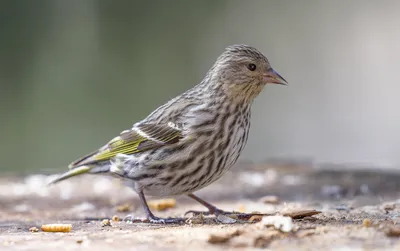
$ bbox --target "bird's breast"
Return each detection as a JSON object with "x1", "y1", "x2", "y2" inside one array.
[{"x1": 136, "y1": 104, "x2": 252, "y2": 196}]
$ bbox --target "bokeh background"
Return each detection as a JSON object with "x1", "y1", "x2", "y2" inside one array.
[{"x1": 1, "y1": 0, "x2": 400, "y2": 174}]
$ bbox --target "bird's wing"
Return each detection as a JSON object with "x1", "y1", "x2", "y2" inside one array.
[{"x1": 68, "y1": 122, "x2": 183, "y2": 168}]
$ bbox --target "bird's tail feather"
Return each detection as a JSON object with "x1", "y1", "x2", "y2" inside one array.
[{"x1": 47, "y1": 164, "x2": 110, "y2": 185}]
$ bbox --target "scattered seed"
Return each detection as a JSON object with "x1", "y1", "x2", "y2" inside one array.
[
  {"x1": 112, "y1": 215, "x2": 120, "y2": 222},
  {"x1": 363, "y1": 218, "x2": 372, "y2": 227},
  {"x1": 101, "y1": 219, "x2": 112, "y2": 227},
  {"x1": 41, "y1": 224, "x2": 72, "y2": 232},
  {"x1": 115, "y1": 203, "x2": 132, "y2": 212},
  {"x1": 148, "y1": 199, "x2": 176, "y2": 211},
  {"x1": 29, "y1": 227, "x2": 39, "y2": 232}
]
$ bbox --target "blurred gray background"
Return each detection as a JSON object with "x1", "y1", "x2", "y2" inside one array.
[{"x1": 1, "y1": 0, "x2": 400, "y2": 174}]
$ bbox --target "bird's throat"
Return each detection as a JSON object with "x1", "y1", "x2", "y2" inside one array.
[{"x1": 222, "y1": 82, "x2": 264, "y2": 104}]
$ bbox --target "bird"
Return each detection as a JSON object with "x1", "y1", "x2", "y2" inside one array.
[{"x1": 49, "y1": 44, "x2": 287, "y2": 224}]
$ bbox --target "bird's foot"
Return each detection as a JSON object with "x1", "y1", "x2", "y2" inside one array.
[
  {"x1": 184, "y1": 208, "x2": 226, "y2": 217},
  {"x1": 147, "y1": 216, "x2": 186, "y2": 224},
  {"x1": 184, "y1": 209, "x2": 269, "y2": 221},
  {"x1": 226, "y1": 212, "x2": 270, "y2": 221},
  {"x1": 124, "y1": 214, "x2": 185, "y2": 224}
]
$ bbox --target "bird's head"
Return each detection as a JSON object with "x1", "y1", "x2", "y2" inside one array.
[{"x1": 210, "y1": 44, "x2": 287, "y2": 103}]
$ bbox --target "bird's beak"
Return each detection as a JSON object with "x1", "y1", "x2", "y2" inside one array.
[{"x1": 263, "y1": 69, "x2": 288, "y2": 85}]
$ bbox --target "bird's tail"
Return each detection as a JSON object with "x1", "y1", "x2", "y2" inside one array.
[{"x1": 47, "y1": 164, "x2": 110, "y2": 185}]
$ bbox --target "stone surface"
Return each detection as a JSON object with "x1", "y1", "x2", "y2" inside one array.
[{"x1": 1, "y1": 163, "x2": 400, "y2": 250}]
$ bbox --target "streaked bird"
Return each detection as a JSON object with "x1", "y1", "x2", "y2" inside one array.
[{"x1": 49, "y1": 44, "x2": 287, "y2": 223}]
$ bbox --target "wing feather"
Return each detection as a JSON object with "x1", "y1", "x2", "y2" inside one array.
[{"x1": 68, "y1": 122, "x2": 183, "y2": 168}]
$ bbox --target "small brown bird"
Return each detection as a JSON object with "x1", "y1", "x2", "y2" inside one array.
[{"x1": 49, "y1": 44, "x2": 287, "y2": 223}]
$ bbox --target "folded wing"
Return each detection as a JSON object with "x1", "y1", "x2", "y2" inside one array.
[{"x1": 68, "y1": 122, "x2": 183, "y2": 168}]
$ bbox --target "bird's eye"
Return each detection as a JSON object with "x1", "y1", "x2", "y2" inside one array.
[{"x1": 247, "y1": 63, "x2": 256, "y2": 71}]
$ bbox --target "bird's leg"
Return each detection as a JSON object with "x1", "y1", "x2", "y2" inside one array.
[
  {"x1": 129, "y1": 190, "x2": 185, "y2": 224},
  {"x1": 185, "y1": 193, "x2": 228, "y2": 216},
  {"x1": 185, "y1": 194, "x2": 269, "y2": 221}
]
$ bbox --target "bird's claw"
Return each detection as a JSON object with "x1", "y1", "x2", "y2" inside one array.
[
  {"x1": 184, "y1": 210, "x2": 212, "y2": 217},
  {"x1": 184, "y1": 210, "x2": 270, "y2": 222},
  {"x1": 123, "y1": 214, "x2": 147, "y2": 223},
  {"x1": 184, "y1": 208, "x2": 227, "y2": 217},
  {"x1": 228, "y1": 213, "x2": 269, "y2": 221},
  {"x1": 148, "y1": 216, "x2": 185, "y2": 224},
  {"x1": 124, "y1": 214, "x2": 184, "y2": 224}
]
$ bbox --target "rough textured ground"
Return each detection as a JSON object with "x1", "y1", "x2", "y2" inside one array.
[{"x1": 1, "y1": 162, "x2": 400, "y2": 250}]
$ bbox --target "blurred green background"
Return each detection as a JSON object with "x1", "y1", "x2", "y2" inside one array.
[{"x1": 1, "y1": 0, "x2": 400, "y2": 174}]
